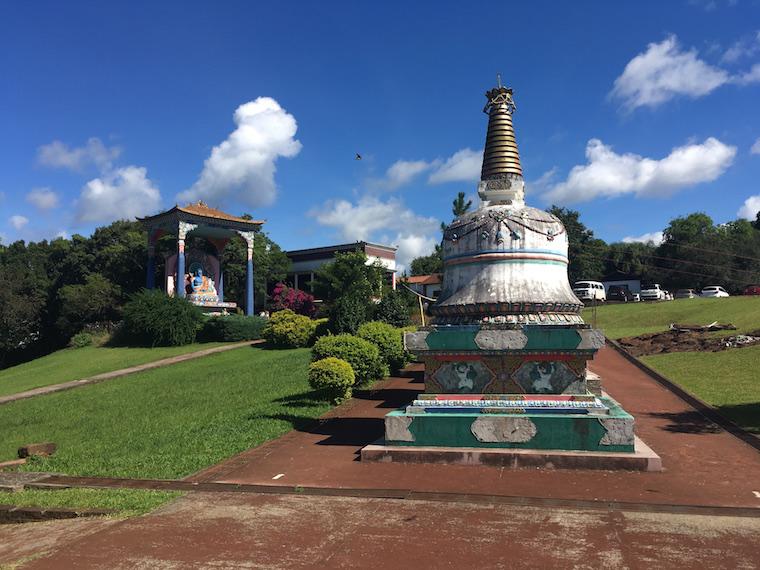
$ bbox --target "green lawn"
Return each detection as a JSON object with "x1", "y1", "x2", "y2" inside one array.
[
  {"x1": 0, "y1": 488, "x2": 181, "y2": 518},
  {"x1": 583, "y1": 296, "x2": 760, "y2": 339},
  {"x1": 0, "y1": 342, "x2": 231, "y2": 398},
  {"x1": 642, "y1": 345, "x2": 760, "y2": 434},
  {"x1": 0, "y1": 345, "x2": 330, "y2": 479}
]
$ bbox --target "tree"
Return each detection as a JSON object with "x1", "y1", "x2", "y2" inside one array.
[
  {"x1": 409, "y1": 244, "x2": 443, "y2": 276},
  {"x1": 55, "y1": 273, "x2": 122, "y2": 338},
  {"x1": 312, "y1": 251, "x2": 385, "y2": 304},
  {"x1": 547, "y1": 206, "x2": 607, "y2": 283},
  {"x1": 452, "y1": 192, "x2": 472, "y2": 217}
]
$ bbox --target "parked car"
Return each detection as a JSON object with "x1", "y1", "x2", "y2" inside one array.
[
  {"x1": 743, "y1": 284, "x2": 760, "y2": 295},
  {"x1": 572, "y1": 281, "x2": 606, "y2": 302},
  {"x1": 640, "y1": 283, "x2": 667, "y2": 301},
  {"x1": 607, "y1": 285, "x2": 635, "y2": 302},
  {"x1": 675, "y1": 289, "x2": 698, "y2": 299},
  {"x1": 700, "y1": 286, "x2": 729, "y2": 298}
]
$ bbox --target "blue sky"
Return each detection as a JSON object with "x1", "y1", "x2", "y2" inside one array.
[{"x1": 2, "y1": 0, "x2": 760, "y2": 268}]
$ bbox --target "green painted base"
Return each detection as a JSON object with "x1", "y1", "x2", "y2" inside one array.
[{"x1": 384, "y1": 396, "x2": 635, "y2": 453}]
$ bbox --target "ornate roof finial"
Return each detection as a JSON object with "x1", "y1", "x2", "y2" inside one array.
[{"x1": 480, "y1": 79, "x2": 522, "y2": 181}]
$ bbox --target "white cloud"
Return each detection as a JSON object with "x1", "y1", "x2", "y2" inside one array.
[
  {"x1": 37, "y1": 137, "x2": 121, "y2": 172},
  {"x1": 76, "y1": 166, "x2": 161, "y2": 222},
  {"x1": 738, "y1": 195, "x2": 760, "y2": 220},
  {"x1": 721, "y1": 30, "x2": 760, "y2": 63},
  {"x1": 751, "y1": 138, "x2": 760, "y2": 155},
  {"x1": 26, "y1": 187, "x2": 59, "y2": 210},
  {"x1": 178, "y1": 97, "x2": 301, "y2": 208},
  {"x1": 311, "y1": 195, "x2": 441, "y2": 271},
  {"x1": 55, "y1": 230, "x2": 69, "y2": 240},
  {"x1": 622, "y1": 231, "x2": 664, "y2": 246},
  {"x1": 732, "y1": 62, "x2": 760, "y2": 85},
  {"x1": 428, "y1": 148, "x2": 482, "y2": 184},
  {"x1": 543, "y1": 137, "x2": 736, "y2": 205},
  {"x1": 611, "y1": 36, "x2": 729, "y2": 110},
  {"x1": 382, "y1": 160, "x2": 433, "y2": 189},
  {"x1": 9, "y1": 215, "x2": 29, "y2": 230}
]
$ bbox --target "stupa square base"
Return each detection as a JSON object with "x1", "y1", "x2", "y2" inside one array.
[
  {"x1": 361, "y1": 436, "x2": 661, "y2": 472},
  {"x1": 383, "y1": 395, "x2": 635, "y2": 453}
]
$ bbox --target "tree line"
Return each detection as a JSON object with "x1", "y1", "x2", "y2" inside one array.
[{"x1": 410, "y1": 195, "x2": 760, "y2": 293}]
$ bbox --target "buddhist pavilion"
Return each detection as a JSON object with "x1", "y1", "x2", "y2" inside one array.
[{"x1": 139, "y1": 201, "x2": 263, "y2": 315}]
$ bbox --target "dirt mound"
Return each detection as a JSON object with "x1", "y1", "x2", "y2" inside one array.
[{"x1": 618, "y1": 330, "x2": 760, "y2": 357}]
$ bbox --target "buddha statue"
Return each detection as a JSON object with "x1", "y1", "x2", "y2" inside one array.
[{"x1": 187, "y1": 268, "x2": 218, "y2": 304}]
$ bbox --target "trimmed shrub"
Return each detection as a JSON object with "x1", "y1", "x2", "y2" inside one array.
[
  {"x1": 122, "y1": 289, "x2": 204, "y2": 346},
  {"x1": 357, "y1": 321, "x2": 407, "y2": 373},
  {"x1": 328, "y1": 289, "x2": 373, "y2": 335},
  {"x1": 313, "y1": 318, "x2": 330, "y2": 341},
  {"x1": 198, "y1": 315, "x2": 266, "y2": 342},
  {"x1": 375, "y1": 290, "x2": 411, "y2": 327},
  {"x1": 312, "y1": 334, "x2": 387, "y2": 385},
  {"x1": 263, "y1": 309, "x2": 317, "y2": 348},
  {"x1": 69, "y1": 332, "x2": 93, "y2": 349},
  {"x1": 308, "y1": 357, "x2": 355, "y2": 403}
]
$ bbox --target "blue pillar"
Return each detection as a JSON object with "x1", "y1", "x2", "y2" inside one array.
[
  {"x1": 218, "y1": 270, "x2": 224, "y2": 302},
  {"x1": 246, "y1": 250, "x2": 254, "y2": 316},
  {"x1": 146, "y1": 245, "x2": 156, "y2": 290},
  {"x1": 177, "y1": 238, "x2": 186, "y2": 298}
]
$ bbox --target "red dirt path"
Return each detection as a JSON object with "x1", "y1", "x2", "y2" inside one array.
[{"x1": 191, "y1": 346, "x2": 760, "y2": 510}]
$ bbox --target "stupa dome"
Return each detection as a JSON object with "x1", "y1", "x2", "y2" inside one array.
[{"x1": 430, "y1": 80, "x2": 583, "y2": 324}]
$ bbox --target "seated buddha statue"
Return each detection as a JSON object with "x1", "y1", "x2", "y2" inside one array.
[{"x1": 187, "y1": 268, "x2": 218, "y2": 304}]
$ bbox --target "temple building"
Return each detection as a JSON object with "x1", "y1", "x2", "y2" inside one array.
[
  {"x1": 363, "y1": 81, "x2": 660, "y2": 471},
  {"x1": 139, "y1": 202, "x2": 261, "y2": 315},
  {"x1": 285, "y1": 241, "x2": 397, "y2": 298}
]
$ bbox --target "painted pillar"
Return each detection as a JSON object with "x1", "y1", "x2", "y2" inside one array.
[
  {"x1": 146, "y1": 243, "x2": 156, "y2": 289},
  {"x1": 294, "y1": 273, "x2": 299, "y2": 290},
  {"x1": 177, "y1": 221, "x2": 198, "y2": 299},
  {"x1": 218, "y1": 270, "x2": 224, "y2": 302},
  {"x1": 237, "y1": 230, "x2": 256, "y2": 316},
  {"x1": 177, "y1": 238, "x2": 186, "y2": 298}
]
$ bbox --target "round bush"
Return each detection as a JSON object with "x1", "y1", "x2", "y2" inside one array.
[
  {"x1": 263, "y1": 309, "x2": 317, "y2": 348},
  {"x1": 357, "y1": 321, "x2": 407, "y2": 373},
  {"x1": 308, "y1": 357, "x2": 355, "y2": 403},
  {"x1": 311, "y1": 334, "x2": 387, "y2": 385},
  {"x1": 122, "y1": 290, "x2": 204, "y2": 347},
  {"x1": 69, "y1": 332, "x2": 93, "y2": 349},
  {"x1": 198, "y1": 315, "x2": 266, "y2": 342}
]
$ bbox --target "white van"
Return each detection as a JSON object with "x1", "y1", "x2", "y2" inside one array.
[{"x1": 572, "y1": 281, "x2": 606, "y2": 302}]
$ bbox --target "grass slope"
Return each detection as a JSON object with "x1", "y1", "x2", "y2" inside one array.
[
  {"x1": 642, "y1": 345, "x2": 760, "y2": 434},
  {"x1": 0, "y1": 342, "x2": 229, "y2": 398},
  {"x1": 0, "y1": 488, "x2": 181, "y2": 517},
  {"x1": 583, "y1": 297, "x2": 760, "y2": 339},
  {"x1": 0, "y1": 346, "x2": 329, "y2": 479}
]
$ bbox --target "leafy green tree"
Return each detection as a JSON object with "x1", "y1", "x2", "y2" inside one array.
[
  {"x1": 312, "y1": 251, "x2": 385, "y2": 304},
  {"x1": 547, "y1": 206, "x2": 607, "y2": 283},
  {"x1": 55, "y1": 273, "x2": 122, "y2": 337},
  {"x1": 452, "y1": 191, "x2": 472, "y2": 216},
  {"x1": 409, "y1": 244, "x2": 443, "y2": 276}
]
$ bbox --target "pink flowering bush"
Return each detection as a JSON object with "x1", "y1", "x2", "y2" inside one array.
[{"x1": 270, "y1": 282, "x2": 317, "y2": 317}]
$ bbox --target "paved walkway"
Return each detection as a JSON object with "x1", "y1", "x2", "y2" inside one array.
[
  {"x1": 189, "y1": 346, "x2": 760, "y2": 510},
  {"x1": 13, "y1": 492, "x2": 760, "y2": 569},
  {"x1": 0, "y1": 340, "x2": 260, "y2": 406}
]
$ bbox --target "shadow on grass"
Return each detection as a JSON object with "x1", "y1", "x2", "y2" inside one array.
[
  {"x1": 715, "y1": 403, "x2": 760, "y2": 435},
  {"x1": 274, "y1": 390, "x2": 328, "y2": 408}
]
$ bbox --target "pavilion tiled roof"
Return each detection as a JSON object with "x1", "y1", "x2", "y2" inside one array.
[{"x1": 140, "y1": 201, "x2": 264, "y2": 225}]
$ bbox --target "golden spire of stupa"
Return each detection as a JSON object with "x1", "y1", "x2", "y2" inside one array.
[{"x1": 480, "y1": 75, "x2": 523, "y2": 181}]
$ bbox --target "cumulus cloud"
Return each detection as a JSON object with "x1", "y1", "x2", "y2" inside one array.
[
  {"x1": 26, "y1": 187, "x2": 59, "y2": 210},
  {"x1": 381, "y1": 160, "x2": 433, "y2": 189},
  {"x1": 37, "y1": 137, "x2": 121, "y2": 172},
  {"x1": 542, "y1": 137, "x2": 736, "y2": 204},
  {"x1": 751, "y1": 138, "x2": 760, "y2": 155},
  {"x1": 311, "y1": 195, "x2": 441, "y2": 271},
  {"x1": 76, "y1": 166, "x2": 161, "y2": 222},
  {"x1": 178, "y1": 97, "x2": 301, "y2": 208},
  {"x1": 622, "y1": 231, "x2": 664, "y2": 246},
  {"x1": 9, "y1": 215, "x2": 29, "y2": 230},
  {"x1": 611, "y1": 36, "x2": 729, "y2": 110},
  {"x1": 732, "y1": 62, "x2": 760, "y2": 85},
  {"x1": 738, "y1": 195, "x2": 760, "y2": 220},
  {"x1": 428, "y1": 148, "x2": 482, "y2": 184}
]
